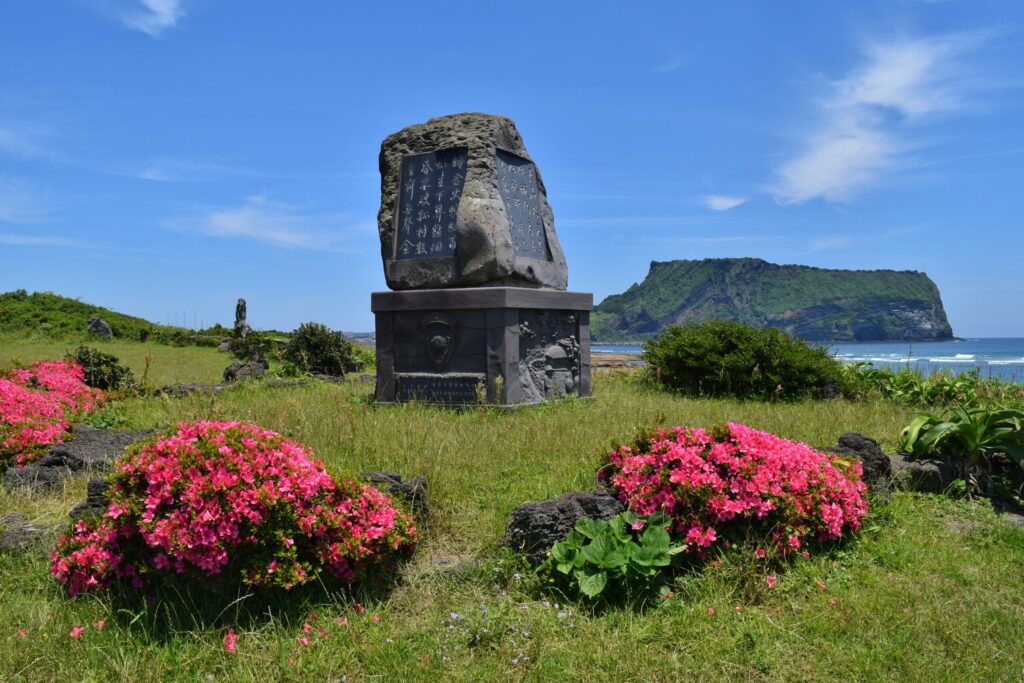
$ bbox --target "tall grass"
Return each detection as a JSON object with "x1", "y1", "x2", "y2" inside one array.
[{"x1": 1, "y1": 342, "x2": 1023, "y2": 681}]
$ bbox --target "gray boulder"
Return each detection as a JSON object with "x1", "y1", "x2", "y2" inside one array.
[
  {"x1": 361, "y1": 471, "x2": 429, "y2": 518},
  {"x1": 223, "y1": 361, "x2": 266, "y2": 382},
  {"x1": 504, "y1": 490, "x2": 624, "y2": 565},
  {"x1": 828, "y1": 432, "x2": 892, "y2": 496},
  {"x1": 0, "y1": 513, "x2": 56, "y2": 552},
  {"x1": 891, "y1": 453, "x2": 958, "y2": 493},
  {"x1": 377, "y1": 113, "x2": 568, "y2": 291},
  {"x1": 217, "y1": 341, "x2": 232, "y2": 353},
  {"x1": 2, "y1": 425, "x2": 154, "y2": 494},
  {"x1": 87, "y1": 316, "x2": 113, "y2": 340},
  {"x1": 69, "y1": 479, "x2": 113, "y2": 520}
]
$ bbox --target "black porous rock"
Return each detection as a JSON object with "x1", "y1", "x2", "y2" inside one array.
[
  {"x1": 154, "y1": 382, "x2": 225, "y2": 396},
  {"x1": 890, "y1": 453, "x2": 958, "y2": 493},
  {"x1": 378, "y1": 113, "x2": 568, "y2": 291},
  {"x1": 69, "y1": 479, "x2": 113, "y2": 521},
  {"x1": 87, "y1": 316, "x2": 114, "y2": 340},
  {"x1": 223, "y1": 361, "x2": 266, "y2": 382},
  {"x1": 828, "y1": 432, "x2": 892, "y2": 496},
  {"x1": 2, "y1": 425, "x2": 154, "y2": 493},
  {"x1": 361, "y1": 471, "x2": 429, "y2": 518},
  {"x1": 311, "y1": 372, "x2": 345, "y2": 384},
  {"x1": 0, "y1": 513, "x2": 56, "y2": 552},
  {"x1": 504, "y1": 490, "x2": 625, "y2": 565},
  {"x1": 817, "y1": 380, "x2": 842, "y2": 400}
]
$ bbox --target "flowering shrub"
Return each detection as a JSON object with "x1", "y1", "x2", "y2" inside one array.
[
  {"x1": 599, "y1": 423, "x2": 868, "y2": 559},
  {"x1": 0, "y1": 359, "x2": 102, "y2": 469},
  {"x1": 51, "y1": 420, "x2": 417, "y2": 595}
]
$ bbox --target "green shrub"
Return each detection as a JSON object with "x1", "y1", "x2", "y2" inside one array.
[
  {"x1": 67, "y1": 345, "x2": 135, "y2": 391},
  {"x1": 283, "y1": 322, "x2": 358, "y2": 376},
  {"x1": 642, "y1": 320, "x2": 846, "y2": 400},
  {"x1": 540, "y1": 511, "x2": 683, "y2": 604}
]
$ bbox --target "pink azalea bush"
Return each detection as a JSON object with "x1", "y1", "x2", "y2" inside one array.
[
  {"x1": 599, "y1": 423, "x2": 868, "y2": 559},
  {"x1": 51, "y1": 420, "x2": 417, "y2": 596},
  {"x1": 0, "y1": 359, "x2": 102, "y2": 469}
]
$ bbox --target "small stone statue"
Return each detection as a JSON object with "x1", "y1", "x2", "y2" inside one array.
[{"x1": 233, "y1": 298, "x2": 251, "y2": 339}]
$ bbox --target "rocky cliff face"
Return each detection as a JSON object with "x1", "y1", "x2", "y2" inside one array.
[{"x1": 592, "y1": 258, "x2": 954, "y2": 343}]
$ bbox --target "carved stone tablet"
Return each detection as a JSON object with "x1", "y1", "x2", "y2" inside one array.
[
  {"x1": 496, "y1": 150, "x2": 550, "y2": 261},
  {"x1": 394, "y1": 148, "x2": 467, "y2": 260},
  {"x1": 396, "y1": 373, "x2": 485, "y2": 404},
  {"x1": 377, "y1": 113, "x2": 567, "y2": 291}
]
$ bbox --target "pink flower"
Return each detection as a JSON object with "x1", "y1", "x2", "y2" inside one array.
[
  {"x1": 766, "y1": 576, "x2": 777, "y2": 588},
  {"x1": 297, "y1": 636, "x2": 310, "y2": 647},
  {"x1": 223, "y1": 628, "x2": 238, "y2": 653},
  {"x1": 337, "y1": 616, "x2": 348, "y2": 627},
  {"x1": 302, "y1": 623, "x2": 312, "y2": 634},
  {"x1": 371, "y1": 613, "x2": 380, "y2": 623},
  {"x1": 815, "y1": 578, "x2": 828, "y2": 592},
  {"x1": 828, "y1": 598, "x2": 838, "y2": 607},
  {"x1": 630, "y1": 520, "x2": 645, "y2": 531},
  {"x1": 95, "y1": 619, "x2": 106, "y2": 630},
  {"x1": 706, "y1": 608, "x2": 715, "y2": 617},
  {"x1": 354, "y1": 603, "x2": 365, "y2": 615},
  {"x1": 70, "y1": 626, "x2": 86, "y2": 639},
  {"x1": 17, "y1": 629, "x2": 27, "y2": 638},
  {"x1": 754, "y1": 547, "x2": 766, "y2": 559},
  {"x1": 734, "y1": 605, "x2": 744, "y2": 613}
]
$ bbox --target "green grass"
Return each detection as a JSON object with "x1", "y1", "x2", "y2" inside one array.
[
  {"x1": 2, "y1": 342, "x2": 1023, "y2": 681},
  {"x1": 0, "y1": 336, "x2": 228, "y2": 386}
]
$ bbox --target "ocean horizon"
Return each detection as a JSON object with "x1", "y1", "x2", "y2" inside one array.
[{"x1": 592, "y1": 337, "x2": 1024, "y2": 383}]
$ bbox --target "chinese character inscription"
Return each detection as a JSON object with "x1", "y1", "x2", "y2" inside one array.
[
  {"x1": 496, "y1": 150, "x2": 550, "y2": 261},
  {"x1": 394, "y1": 147, "x2": 468, "y2": 260}
]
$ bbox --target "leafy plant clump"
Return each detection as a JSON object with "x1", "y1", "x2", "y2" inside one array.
[
  {"x1": 642, "y1": 320, "x2": 847, "y2": 400},
  {"x1": 599, "y1": 423, "x2": 868, "y2": 560},
  {"x1": 900, "y1": 405, "x2": 1024, "y2": 496},
  {"x1": 51, "y1": 420, "x2": 417, "y2": 596},
  {"x1": 67, "y1": 345, "x2": 135, "y2": 391},
  {"x1": 283, "y1": 322, "x2": 359, "y2": 376},
  {"x1": 541, "y1": 511, "x2": 684, "y2": 603},
  {"x1": 844, "y1": 363, "x2": 1024, "y2": 408},
  {"x1": 0, "y1": 359, "x2": 102, "y2": 470}
]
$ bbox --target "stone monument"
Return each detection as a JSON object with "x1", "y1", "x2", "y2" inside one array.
[{"x1": 372, "y1": 113, "x2": 592, "y2": 406}]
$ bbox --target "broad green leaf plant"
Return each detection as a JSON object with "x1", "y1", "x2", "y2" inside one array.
[{"x1": 541, "y1": 511, "x2": 685, "y2": 604}]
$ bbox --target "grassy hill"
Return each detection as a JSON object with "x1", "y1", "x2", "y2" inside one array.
[
  {"x1": 0, "y1": 290, "x2": 224, "y2": 344},
  {"x1": 593, "y1": 258, "x2": 954, "y2": 343}
]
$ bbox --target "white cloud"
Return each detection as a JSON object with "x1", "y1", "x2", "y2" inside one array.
[
  {"x1": 774, "y1": 33, "x2": 985, "y2": 204},
  {"x1": 132, "y1": 159, "x2": 254, "y2": 182},
  {"x1": 704, "y1": 195, "x2": 748, "y2": 211},
  {"x1": 808, "y1": 235, "x2": 854, "y2": 252},
  {"x1": 0, "y1": 233, "x2": 85, "y2": 248},
  {"x1": 101, "y1": 0, "x2": 185, "y2": 37},
  {"x1": 0, "y1": 177, "x2": 52, "y2": 224},
  {"x1": 177, "y1": 195, "x2": 362, "y2": 249}
]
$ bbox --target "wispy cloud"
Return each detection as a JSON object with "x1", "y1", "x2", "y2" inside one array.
[
  {"x1": 0, "y1": 118, "x2": 54, "y2": 160},
  {"x1": 774, "y1": 32, "x2": 988, "y2": 204},
  {"x1": 131, "y1": 159, "x2": 255, "y2": 182},
  {"x1": 0, "y1": 177, "x2": 53, "y2": 224},
  {"x1": 704, "y1": 195, "x2": 748, "y2": 211},
  {"x1": 0, "y1": 232, "x2": 86, "y2": 248},
  {"x1": 98, "y1": 0, "x2": 186, "y2": 37},
  {"x1": 808, "y1": 235, "x2": 853, "y2": 252},
  {"x1": 173, "y1": 195, "x2": 365, "y2": 249},
  {"x1": 653, "y1": 54, "x2": 687, "y2": 74}
]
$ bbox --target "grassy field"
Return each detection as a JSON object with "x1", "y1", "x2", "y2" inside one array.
[{"x1": 2, "y1": 340, "x2": 1024, "y2": 681}]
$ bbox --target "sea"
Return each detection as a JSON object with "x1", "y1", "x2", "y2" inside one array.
[{"x1": 592, "y1": 338, "x2": 1024, "y2": 384}]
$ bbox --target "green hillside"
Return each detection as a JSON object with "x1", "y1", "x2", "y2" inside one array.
[
  {"x1": 592, "y1": 258, "x2": 954, "y2": 343},
  {"x1": 0, "y1": 289, "x2": 214, "y2": 343}
]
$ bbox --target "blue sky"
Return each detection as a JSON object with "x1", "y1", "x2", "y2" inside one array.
[{"x1": 1, "y1": 1, "x2": 1022, "y2": 336}]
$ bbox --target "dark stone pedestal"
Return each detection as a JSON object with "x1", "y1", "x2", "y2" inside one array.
[{"x1": 372, "y1": 287, "x2": 592, "y2": 406}]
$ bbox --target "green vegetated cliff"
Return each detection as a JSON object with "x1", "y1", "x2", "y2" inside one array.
[
  {"x1": 592, "y1": 258, "x2": 954, "y2": 343},
  {"x1": 0, "y1": 290, "x2": 213, "y2": 343}
]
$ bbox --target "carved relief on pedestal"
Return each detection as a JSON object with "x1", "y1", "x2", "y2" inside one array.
[
  {"x1": 518, "y1": 311, "x2": 581, "y2": 403},
  {"x1": 422, "y1": 312, "x2": 456, "y2": 370}
]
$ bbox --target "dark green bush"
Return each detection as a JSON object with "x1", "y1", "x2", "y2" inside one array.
[
  {"x1": 642, "y1": 320, "x2": 847, "y2": 400},
  {"x1": 283, "y1": 322, "x2": 358, "y2": 376},
  {"x1": 67, "y1": 345, "x2": 135, "y2": 391}
]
